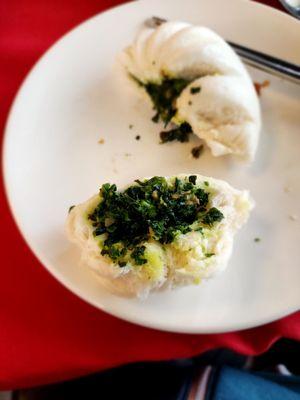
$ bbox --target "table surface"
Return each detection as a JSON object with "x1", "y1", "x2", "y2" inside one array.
[{"x1": 1, "y1": 0, "x2": 299, "y2": 391}]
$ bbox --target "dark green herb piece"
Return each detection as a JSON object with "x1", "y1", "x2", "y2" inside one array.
[
  {"x1": 88, "y1": 176, "x2": 224, "y2": 265},
  {"x1": 129, "y1": 74, "x2": 144, "y2": 87},
  {"x1": 152, "y1": 113, "x2": 160, "y2": 123},
  {"x1": 254, "y1": 237, "x2": 261, "y2": 243},
  {"x1": 68, "y1": 205, "x2": 75, "y2": 213},
  {"x1": 146, "y1": 16, "x2": 167, "y2": 28},
  {"x1": 131, "y1": 245, "x2": 147, "y2": 265},
  {"x1": 202, "y1": 208, "x2": 224, "y2": 226},
  {"x1": 101, "y1": 244, "x2": 126, "y2": 262},
  {"x1": 195, "y1": 188, "x2": 209, "y2": 208},
  {"x1": 204, "y1": 181, "x2": 209, "y2": 187},
  {"x1": 135, "y1": 135, "x2": 141, "y2": 140},
  {"x1": 191, "y1": 145, "x2": 204, "y2": 159},
  {"x1": 160, "y1": 122, "x2": 192, "y2": 143},
  {"x1": 93, "y1": 226, "x2": 106, "y2": 236},
  {"x1": 190, "y1": 87, "x2": 201, "y2": 94},
  {"x1": 118, "y1": 261, "x2": 127, "y2": 268},
  {"x1": 205, "y1": 253, "x2": 215, "y2": 257},
  {"x1": 189, "y1": 175, "x2": 197, "y2": 185}
]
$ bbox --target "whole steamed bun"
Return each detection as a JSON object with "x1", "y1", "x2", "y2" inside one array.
[{"x1": 120, "y1": 21, "x2": 261, "y2": 161}]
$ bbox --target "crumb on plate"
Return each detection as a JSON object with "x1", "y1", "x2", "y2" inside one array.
[
  {"x1": 190, "y1": 87, "x2": 201, "y2": 94},
  {"x1": 191, "y1": 145, "x2": 204, "y2": 159},
  {"x1": 68, "y1": 205, "x2": 75, "y2": 213},
  {"x1": 289, "y1": 215, "x2": 298, "y2": 221},
  {"x1": 254, "y1": 80, "x2": 270, "y2": 96}
]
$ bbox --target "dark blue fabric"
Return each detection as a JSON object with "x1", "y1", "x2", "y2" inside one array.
[
  {"x1": 255, "y1": 372, "x2": 300, "y2": 394},
  {"x1": 210, "y1": 367, "x2": 300, "y2": 400}
]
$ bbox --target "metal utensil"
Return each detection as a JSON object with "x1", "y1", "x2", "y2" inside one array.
[
  {"x1": 228, "y1": 41, "x2": 300, "y2": 85},
  {"x1": 278, "y1": 0, "x2": 300, "y2": 19}
]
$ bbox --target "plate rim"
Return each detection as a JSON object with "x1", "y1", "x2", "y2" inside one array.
[{"x1": 2, "y1": 0, "x2": 300, "y2": 334}]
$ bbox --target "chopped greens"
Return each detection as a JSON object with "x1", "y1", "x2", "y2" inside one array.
[
  {"x1": 190, "y1": 87, "x2": 201, "y2": 94},
  {"x1": 68, "y1": 205, "x2": 75, "y2": 213},
  {"x1": 143, "y1": 78, "x2": 190, "y2": 126},
  {"x1": 191, "y1": 145, "x2": 204, "y2": 159},
  {"x1": 189, "y1": 175, "x2": 197, "y2": 185},
  {"x1": 205, "y1": 253, "x2": 215, "y2": 258},
  {"x1": 132, "y1": 76, "x2": 197, "y2": 143},
  {"x1": 160, "y1": 122, "x2": 192, "y2": 143},
  {"x1": 88, "y1": 176, "x2": 224, "y2": 266},
  {"x1": 131, "y1": 246, "x2": 147, "y2": 265},
  {"x1": 201, "y1": 208, "x2": 224, "y2": 226}
]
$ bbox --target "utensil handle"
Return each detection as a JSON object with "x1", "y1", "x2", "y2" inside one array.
[{"x1": 228, "y1": 41, "x2": 300, "y2": 85}]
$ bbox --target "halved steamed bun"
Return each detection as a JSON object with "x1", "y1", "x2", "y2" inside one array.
[
  {"x1": 120, "y1": 21, "x2": 261, "y2": 161},
  {"x1": 66, "y1": 175, "x2": 253, "y2": 298}
]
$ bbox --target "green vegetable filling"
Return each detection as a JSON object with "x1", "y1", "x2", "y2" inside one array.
[
  {"x1": 131, "y1": 246, "x2": 147, "y2": 265},
  {"x1": 133, "y1": 76, "x2": 195, "y2": 143},
  {"x1": 143, "y1": 78, "x2": 190, "y2": 126},
  {"x1": 160, "y1": 122, "x2": 192, "y2": 143},
  {"x1": 88, "y1": 176, "x2": 224, "y2": 267}
]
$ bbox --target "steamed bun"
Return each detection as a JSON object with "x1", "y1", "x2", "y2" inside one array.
[
  {"x1": 120, "y1": 21, "x2": 261, "y2": 161},
  {"x1": 66, "y1": 175, "x2": 253, "y2": 298}
]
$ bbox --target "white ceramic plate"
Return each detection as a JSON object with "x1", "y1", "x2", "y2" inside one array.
[{"x1": 3, "y1": 0, "x2": 300, "y2": 333}]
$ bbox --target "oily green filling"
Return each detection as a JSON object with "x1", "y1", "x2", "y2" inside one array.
[
  {"x1": 133, "y1": 76, "x2": 195, "y2": 143},
  {"x1": 88, "y1": 176, "x2": 224, "y2": 267},
  {"x1": 143, "y1": 78, "x2": 190, "y2": 125}
]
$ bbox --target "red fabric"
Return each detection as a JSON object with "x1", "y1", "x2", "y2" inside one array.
[{"x1": 0, "y1": 0, "x2": 299, "y2": 391}]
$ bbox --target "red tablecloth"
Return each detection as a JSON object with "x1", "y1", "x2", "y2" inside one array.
[{"x1": 1, "y1": 0, "x2": 299, "y2": 391}]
